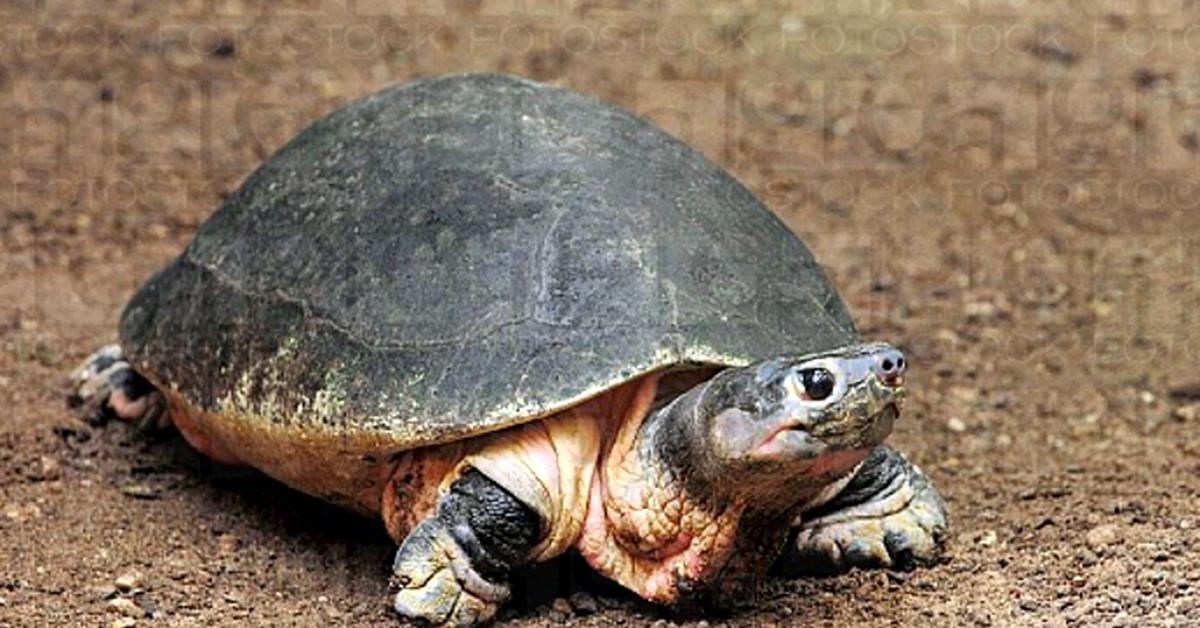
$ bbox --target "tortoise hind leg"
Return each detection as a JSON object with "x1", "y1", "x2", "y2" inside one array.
[
  {"x1": 69, "y1": 344, "x2": 246, "y2": 464},
  {"x1": 392, "y1": 468, "x2": 542, "y2": 627},
  {"x1": 67, "y1": 344, "x2": 169, "y2": 432}
]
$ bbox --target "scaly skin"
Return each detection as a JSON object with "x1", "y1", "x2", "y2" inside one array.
[{"x1": 579, "y1": 435, "x2": 744, "y2": 603}]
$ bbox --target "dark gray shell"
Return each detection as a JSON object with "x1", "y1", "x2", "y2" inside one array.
[{"x1": 119, "y1": 73, "x2": 858, "y2": 450}]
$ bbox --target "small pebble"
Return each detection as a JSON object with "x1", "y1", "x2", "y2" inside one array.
[
  {"x1": 3, "y1": 503, "x2": 42, "y2": 522},
  {"x1": 34, "y1": 456, "x2": 61, "y2": 481},
  {"x1": 946, "y1": 417, "x2": 967, "y2": 433},
  {"x1": 110, "y1": 619, "x2": 137, "y2": 628},
  {"x1": 217, "y1": 534, "x2": 239, "y2": 555},
  {"x1": 977, "y1": 529, "x2": 998, "y2": 547},
  {"x1": 550, "y1": 597, "x2": 573, "y2": 619},
  {"x1": 598, "y1": 594, "x2": 632, "y2": 610},
  {"x1": 132, "y1": 592, "x2": 158, "y2": 618},
  {"x1": 120, "y1": 485, "x2": 161, "y2": 500},
  {"x1": 107, "y1": 597, "x2": 144, "y2": 618},
  {"x1": 964, "y1": 300, "x2": 999, "y2": 320},
  {"x1": 114, "y1": 572, "x2": 142, "y2": 592},
  {"x1": 91, "y1": 584, "x2": 119, "y2": 600},
  {"x1": 1172, "y1": 404, "x2": 1199, "y2": 422},
  {"x1": 569, "y1": 591, "x2": 598, "y2": 615},
  {"x1": 886, "y1": 570, "x2": 911, "y2": 584},
  {"x1": 1143, "y1": 569, "x2": 1168, "y2": 584},
  {"x1": 1085, "y1": 524, "x2": 1121, "y2": 551}
]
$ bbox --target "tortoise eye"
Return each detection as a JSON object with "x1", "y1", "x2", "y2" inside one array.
[{"x1": 799, "y1": 368, "x2": 835, "y2": 401}]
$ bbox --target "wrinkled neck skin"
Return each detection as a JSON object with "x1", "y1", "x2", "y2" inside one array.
[{"x1": 578, "y1": 375, "x2": 862, "y2": 606}]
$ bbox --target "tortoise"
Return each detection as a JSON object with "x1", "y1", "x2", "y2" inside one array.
[{"x1": 68, "y1": 73, "x2": 947, "y2": 626}]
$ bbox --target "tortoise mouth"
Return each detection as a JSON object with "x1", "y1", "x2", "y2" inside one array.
[
  {"x1": 810, "y1": 402, "x2": 899, "y2": 439},
  {"x1": 757, "y1": 402, "x2": 900, "y2": 458}
]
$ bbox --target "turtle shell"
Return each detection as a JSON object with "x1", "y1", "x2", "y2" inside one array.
[{"x1": 120, "y1": 73, "x2": 858, "y2": 456}]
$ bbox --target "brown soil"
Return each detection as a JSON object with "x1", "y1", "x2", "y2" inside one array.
[{"x1": 3, "y1": 2, "x2": 1199, "y2": 626}]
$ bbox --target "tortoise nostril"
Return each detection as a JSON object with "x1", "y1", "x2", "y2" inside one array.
[{"x1": 875, "y1": 349, "x2": 906, "y2": 385}]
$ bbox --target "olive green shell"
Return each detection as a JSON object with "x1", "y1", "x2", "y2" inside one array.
[{"x1": 119, "y1": 73, "x2": 858, "y2": 452}]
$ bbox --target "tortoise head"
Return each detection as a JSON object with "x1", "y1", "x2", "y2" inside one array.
[{"x1": 656, "y1": 343, "x2": 907, "y2": 495}]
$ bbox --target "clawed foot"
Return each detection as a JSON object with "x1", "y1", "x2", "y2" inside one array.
[
  {"x1": 782, "y1": 449, "x2": 947, "y2": 576},
  {"x1": 67, "y1": 344, "x2": 168, "y2": 432},
  {"x1": 391, "y1": 519, "x2": 509, "y2": 627}
]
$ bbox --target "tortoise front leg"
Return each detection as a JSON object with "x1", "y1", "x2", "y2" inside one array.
[
  {"x1": 776, "y1": 446, "x2": 947, "y2": 576},
  {"x1": 392, "y1": 468, "x2": 542, "y2": 627}
]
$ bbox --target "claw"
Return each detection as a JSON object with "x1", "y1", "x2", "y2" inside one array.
[
  {"x1": 782, "y1": 451, "x2": 947, "y2": 577},
  {"x1": 391, "y1": 519, "x2": 507, "y2": 627},
  {"x1": 789, "y1": 482, "x2": 946, "y2": 575},
  {"x1": 394, "y1": 567, "x2": 460, "y2": 625}
]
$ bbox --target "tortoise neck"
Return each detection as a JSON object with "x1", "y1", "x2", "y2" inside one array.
[{"x1": 572, "y1": 372, "x2": 748, "y2": 603}]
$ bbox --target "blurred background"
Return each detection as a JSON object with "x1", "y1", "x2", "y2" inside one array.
[{"x1": 2, "y1": 1, "x2": 1199, "y2": 625}]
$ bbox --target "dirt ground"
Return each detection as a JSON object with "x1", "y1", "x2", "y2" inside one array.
[{"x1": 4, "y1": 1, "x2": 1200, "y2": 626}]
